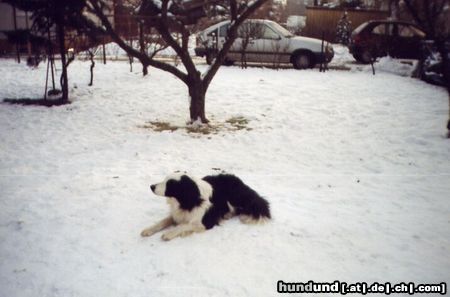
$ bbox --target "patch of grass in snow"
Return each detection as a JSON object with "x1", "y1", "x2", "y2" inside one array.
[
  {"x1": 139, "y1": 116, "x2": 252, "y2": 136},
  {"x1": 225, "y1": 116, "x2": 251, "y2": 131},
  {"x1": 185, "y1": 124, "x2": 219, "y2": 135},
  {"x1": 139, "y1": 121, "x2": 179, "y2": 132}
]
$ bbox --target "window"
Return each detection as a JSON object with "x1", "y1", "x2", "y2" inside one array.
[
  {"x1": 387, "y1": 24, "x2": 394, "y2": 35},
  {"x1": 269, "y1": 22, "x2": 293, "y2": 38},
  {"x1": 398, "y1": 25, "x2": 426, "y2": 38},
  {"x1": 219, "y1": 24, "x2": 229, "y2": 37},
  {"x1": 261, "y1": 25, "x2": 279, "y2": 39},
  {"x1": 238, "y1": 23, "x2": 264, "y2": 39},
  {"x1": 372, "y1": 24, "x2": 386, "y2": 35},
  {"x1": 398, "y1": 25, "x2": 414, "y2": 37}
]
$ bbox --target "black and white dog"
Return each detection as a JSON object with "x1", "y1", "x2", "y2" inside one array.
[{"x1": 141, "y1": 173, "x2": 271, "y2": 241}]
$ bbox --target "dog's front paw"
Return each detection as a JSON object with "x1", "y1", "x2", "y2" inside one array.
[
  {"x1": 141, "y1": 228, "x2": 156, "y2": 237},
  {"x1": 161, "y1": 230, "x2": 178, "y2": 241}
]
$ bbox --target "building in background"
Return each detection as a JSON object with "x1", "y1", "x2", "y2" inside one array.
[
  {"x1": 0, "y1": 1, "x2": 33, "y2": 55},
  {"x1": 286, "y1": 0, "x2": 306, "y2": 16}
]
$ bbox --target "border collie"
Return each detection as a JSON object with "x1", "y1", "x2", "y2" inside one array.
[{"x1": 141, "y1": 173, "x2": 271, "y2": 241}]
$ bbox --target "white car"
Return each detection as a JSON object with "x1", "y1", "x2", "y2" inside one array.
[{"x1": 195, "y1": 19, "x2": 334, "y2": 69}]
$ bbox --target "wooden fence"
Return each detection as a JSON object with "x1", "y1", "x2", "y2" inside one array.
[{"x1": 302, "y1": 7, "x2": 389, "y2": 42}]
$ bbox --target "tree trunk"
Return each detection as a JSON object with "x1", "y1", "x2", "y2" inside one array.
[
  {"x1": 56, "y1": 22, "x2": 69, "y2": 103},
  {"x1": 25, "y1": 11, "x2": 31, "y2": 56},
  {"x1": 12, "y1": 6, "x2": 20, "y2": 63},
  {"x1": 389, "y1": 0, "x2": 399, "y2": 20},
  {"x1": 89, "y1": 51, "x2": 95, "y2": 86},
  {"x1": 102, "y1": 41, "x2": 107, "y2": 64},
  {"x1": 446, "y1": 92, "x2": 450, "y2": 137},
  {"x1": 436, "y1": 39, "x2": 450, "y2": 137},
  {"x1": 139, "y1": 22, "x2": 149, "y2": 76},
  {"x1": 129, "y1": 55, "x2": 133, "y2": 72},
  {"x1": 188, "y1": 78, "x2": 208, "y2": 123}
]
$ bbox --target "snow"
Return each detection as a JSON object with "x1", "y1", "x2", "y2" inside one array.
[
  {"x1": 0, "y1": 58, "x2": 449, "y2": 297},
  {"x1": 286, "y1": 15, "x2": 306, "y2": 30},
  {"x1": 94, "y1": 42, "x2": 418, "y2": 79},
  {"x1": 331, "y1": 44, "x2": 418, "y2": 77},
  {"x1": 84, "y1": 37, "x2": 196, "y2": 60}
]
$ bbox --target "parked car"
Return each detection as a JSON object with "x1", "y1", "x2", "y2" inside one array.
[
  {"x1": 420, "y1": 39, "x2": 450, "y2": 87},
  {"x1": 349, "y1": 20, "x2": 426, "y2": 64},
  {"x1": 195, "y1": 19, "x2": 334, "y2": 69}
]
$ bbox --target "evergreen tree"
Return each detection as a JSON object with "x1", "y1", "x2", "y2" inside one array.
[{"x1": 335, "y1": 12, "x2": 352, "y2": 46}]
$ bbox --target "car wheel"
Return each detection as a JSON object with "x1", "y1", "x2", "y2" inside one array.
[{"x1": 292, "y1": 52, "x2": 313, "y2": 69}]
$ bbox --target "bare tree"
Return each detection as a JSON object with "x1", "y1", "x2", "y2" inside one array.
[
  {"x1": 238, "y1": 22, "x2": 264, "y2": 69},
  {"x1": 85, "y1": 0, "x2": 268, "y2": 123},
  {"x1": 64, "y1": 31, "x2": 98, "y2": 86},
  {"x1": 388, "y1": 0, "x2": 400, "y2": 19},
  {"x1": 138, "y1": 25, "x2": 169, "y2": 75},
  {"x1": 120, "y1": 0, "x2": 170, "y2": 75},
  {"x1": 401, "y1": 0, "x2": 449, "y2": 38},
  {"x1": 86, "y1": 46, "x2": 100, "y2": 86}
]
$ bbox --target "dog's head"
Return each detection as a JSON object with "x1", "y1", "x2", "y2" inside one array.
[{"x1": 150, "y1": 173, "x2": 212, "y2": 210}]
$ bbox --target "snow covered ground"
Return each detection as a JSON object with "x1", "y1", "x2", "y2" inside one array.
[{"x1": 0, "y1": 57, "x2": 449, "y2": 297}]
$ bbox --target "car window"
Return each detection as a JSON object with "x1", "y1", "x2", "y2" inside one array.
[
  {"x1": 398, "y1": 24, "x2": 425, "y2": 38},
  {"x1": 238, "y1": 23, "x2": 264, "y2": 39},
  {"x1": 372, "y1": 24, "x2": 386, "y2": 35},
  {"x1": 387, "y1": 24, "x2": 394, "y2": 35},
  {"x1": 398, "y1": 25, "x2": 415, "y2": 37},
  {"x1": 261, "y1": 25, "x2": 279, "y2": 39},
  {"x1": 372, "y1": 24, "x2": 394, "y2": 35},
  {"x1": 269, "y1": 22, "x2": 293, "y2": 38},
  {"x1": 219, "y1": 24, "x2": 229, "y2": 37}
]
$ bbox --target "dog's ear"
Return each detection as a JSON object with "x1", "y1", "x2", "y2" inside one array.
[{"x1": 171, "y1": 175, "x2": 203, "y2": 210}]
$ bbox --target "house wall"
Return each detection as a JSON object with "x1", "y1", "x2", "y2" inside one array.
[
  {"x1": 0, "y1": 1, "x2": 113, "y2": 55},
  {"x1": 286, "y1": 0, "x2": 306, "y2": 16},
  {"x1": 0, "y1": 2, "x2": 33, "y2": 54},
  {"x1": 0, "y1": 3, "x2": 31, "y2": 32}
]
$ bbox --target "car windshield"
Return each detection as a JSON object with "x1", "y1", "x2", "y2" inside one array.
[{"x1": 268, "y1": 22, "x2": 294, "y2": 38}]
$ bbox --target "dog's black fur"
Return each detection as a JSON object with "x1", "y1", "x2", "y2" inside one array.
[
  {"x1": 201, "y1": 174, "x2": 271, "y2": 229},
  {"x1": 164, "y1": 175, "x2": 203, "y2": 211}
]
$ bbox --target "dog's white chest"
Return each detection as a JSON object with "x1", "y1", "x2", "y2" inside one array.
[
  {"x1": 171, "y1": 206, "x2": 193, "y2": 224},
  {"x1": 166, "y1": 197, "x2": 210, "y2": 225},
  {"x1": 166, "y1": 198, "x2": 194, "y2": 224}
]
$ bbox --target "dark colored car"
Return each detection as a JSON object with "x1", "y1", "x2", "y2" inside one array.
[
  {"x1": 420, "y1": 40, "x2": 450, "y2": 87},
  {"x1": 349, "y1": 20, "x2": 426, "y2": 63}
]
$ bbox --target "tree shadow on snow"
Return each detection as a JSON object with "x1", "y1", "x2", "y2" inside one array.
[{"x1": 3, "y1": 97, "x2": 70, "y2": 107}]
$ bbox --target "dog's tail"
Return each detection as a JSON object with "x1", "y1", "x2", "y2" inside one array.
[{"x1": 240, "y1": 196, "x2": 271, "y2": 224}]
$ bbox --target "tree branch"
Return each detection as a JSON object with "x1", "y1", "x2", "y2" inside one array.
[
  {"x1": 230, "y1": 0, "x2": 238, "y2": 20},
  {"x1": 202, "y1": 0, "x2": 268, "y2": 89},
  {"x1": 156, "y1": 0, "x2": 197, "y2": 77},
  {"x1": 87, "y1": 0, "x2": 188, "y2": 83},
  {"x1": 402, "y1": 0, "x2": 427, "y2": 34}
]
